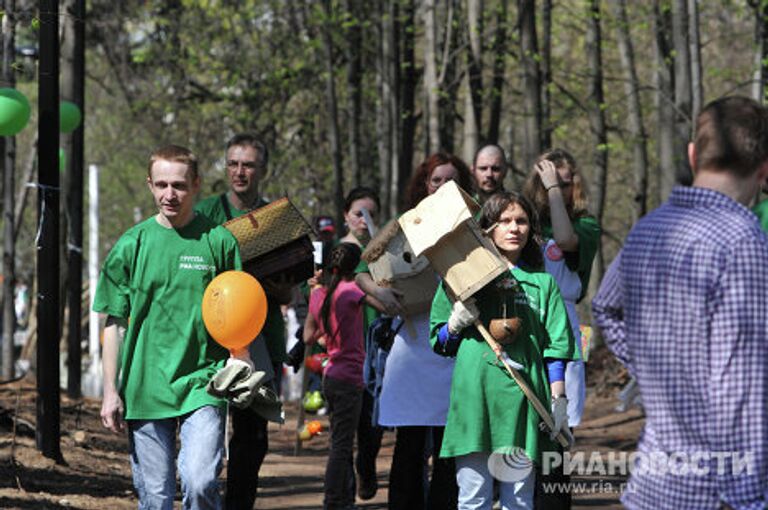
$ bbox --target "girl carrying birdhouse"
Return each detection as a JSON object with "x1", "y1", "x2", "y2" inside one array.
[{"x1": 429, "y1": 191, "x2": 578, "y2": 509}]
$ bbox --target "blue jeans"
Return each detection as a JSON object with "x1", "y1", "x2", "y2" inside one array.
[
  {"x1": 455, "y1": 452, "x2": 535, "y2": 510},
  {"x1": 129, "y1": 405, "x2": 225, "y2": 510}
]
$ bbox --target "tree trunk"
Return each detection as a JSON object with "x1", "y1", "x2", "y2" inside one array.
[
  {"x1": 438, "y1": 0, "x2": 460, "y2": 153},
  {"x1": 464, "y1": 0, "x2": 483, "y2": 161},
  {"x1": 518, "y1": 0, "x2": 541, "y2": 172},
  {"x1": 750, "y1": 0, "x2": 768, "y2": 102},
  {"x1": 37, "y1": 0, "x2": 62, "y2": 462},
  {"x1": 655, "y1": 0, "x2": 676, "y2": 202},
  {"x1": 321, "y1": 0, "x2": 345, "y2": 228},
  {"x1": 613, "y1": 0, "x2": 649, "y2": 220},
  {"x1": 345, "y1": 0, "x2": 362, "y2": 186},
  {"x1": 387, "y1": 0, "x2": 401, "y2": 217},
  {"x1": 486, "y1": 0, "x2": 508, "y2": 145},
  {"x1": 1, "y1": 0, "x2": 16, "y2": 380},
  {"x1": 688, "y1": 0, "x2": 702, "y2": 121},
  {"x1": 586, "y1": 0, "x2": 607, "y2": 282},
  {"x1": 672, "y1": 0, "x2": 693, "y2": 186},
  {"x1": 375, "y1": 0, "x2": 392, "y2": 211},
  {"x1": 398, "y1": 0, "x2": 417, "y2": 185},
  {"x1": 62, "y1": 0, "x2": 85, "y2": 398},
  {"x1": 541, "y1": 0, "x2": 553, "y2": 149},
  {"x1": 753, "y1": 3, "x2": 768, "y2": 102},
  {"x1": 423, "y1": 0, "x2": 440, "y2": 153}
]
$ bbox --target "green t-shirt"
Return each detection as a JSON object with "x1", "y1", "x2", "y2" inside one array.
[
  {"x1": 195, "y1": 193, "x2": 287, "y2": 363},
  {"x1": 430, "y1": 267, "x2": 579, "y2": 464},
  {"x1": 93, "y1": 214, "x2": 242, "y2": 420},
  {"x1": 354, "y1": 257, "x2": 380, "y2": 333},
  {"x1": 542, "y1": 215, "x2": 600, "y2": 302},
  {"x1": 753, "y1": 199, "x2": 768, "y2": 232}
]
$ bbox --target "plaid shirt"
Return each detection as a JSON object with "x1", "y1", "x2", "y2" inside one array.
[{"x1": 593, "y1": 186, "x2": 768, "y2": 510}]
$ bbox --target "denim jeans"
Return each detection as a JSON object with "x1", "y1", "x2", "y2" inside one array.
[
  {"x1": 129, "y1": 405, "x2": 225, "y2": 510},
  {"x1": 323, "y1": 375, "x2": 363, "y2": 510},
  {"x1": 389, "y1": 426, "x2": 457, "y2": 510},
  {"x1": 455, "y1": 452, "x2": 535, "y2": 510}
]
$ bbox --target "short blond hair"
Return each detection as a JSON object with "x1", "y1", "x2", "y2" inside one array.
[{"x1": 147, "y1": 144, "x2": 199, "y2": 180}]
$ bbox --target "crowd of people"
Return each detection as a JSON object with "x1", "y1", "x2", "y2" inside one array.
[{"x1": 96, "y1": 94, "x2": 768, "y2": 510}]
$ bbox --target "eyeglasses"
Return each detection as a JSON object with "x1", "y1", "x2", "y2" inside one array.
[{"x1": 227, "y1": 160, "x2": 260, "y2": 170}]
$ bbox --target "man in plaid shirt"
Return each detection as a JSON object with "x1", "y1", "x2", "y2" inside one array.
[{"x1": 593, "y1": 95, "x2": 768, "y2": 510}]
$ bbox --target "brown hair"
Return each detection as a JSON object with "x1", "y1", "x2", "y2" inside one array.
[
  {"x1": 522, "y1": 148, "x2": 590, "y2": 223},
  {"x1": 148, "y1": 144, "x2": 199, "y2": 180},
  {"x1": 320, "y1": 242, "x2": 362, "y2": 340},
  {"x1": 694, "y1": 96, "x2": 768, "y2": 178},
  {"x1": 480, "y1": 191, "x2": 543, "y2": 269},
  {"x1": 404, "y1": 152, "x2": 473, "y2": 209}
]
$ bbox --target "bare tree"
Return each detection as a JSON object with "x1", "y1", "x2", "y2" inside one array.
[
  {"x1": 464, "y1": 0, "x2": 483, "y2": 161},
  {"x1": 321, "y1": 0, "x2": 345, "y2": 227},
  {"x1": 749, "y1": 0, "x2": 768, "y2": 102},
  {"x1": 345, "y1": 0, "x2": 363, "y2": 185},
  {"x1": 672, "y1": 0, "x2": 693, "y2": 186},
  {"x1": 541, "y1": 0, "x2": 553, "y2": 149},
  {"x1": 688, "y1": 0, "x2": 703, "y2": 120},
  {"x1": 423, "y1": 0, "x2": 441, "y2": 153},
  {"x1": 655, "y1": 0, "x2": 676, "y2": 201},
  {"x1": 613, "y1": 0, "x2": 649, "y2": 220},
  {"x1": 586, "y1": 0, "x2": 607, "y2": 279},
  {"x1": 399, "y1": 0, "x2": 418, "y2": 185},
  {"x1": 518, "y1": 0, "x2": 542, "y2": 171},
  {"x1": 1, "y1": 0, "x2": 17, "y2": 380},
  {"x1": 486, "y1": 0, "x2": 508, "y2": 145}
]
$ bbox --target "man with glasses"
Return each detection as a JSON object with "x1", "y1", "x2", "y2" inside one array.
[
  {"x1": 196, "y1": 133, "x2": 292, "y2": 510},
  {"x1": 471, "y1": 144, "x2": 508, "y2": 204}
]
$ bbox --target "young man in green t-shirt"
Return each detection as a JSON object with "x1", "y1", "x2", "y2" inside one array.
[
  {"x1": 195, "y1": 133, "x2": 292, "y2": 510},
  {"x1": 95, "y1": 145, "x2": 241, "y2": 509}
]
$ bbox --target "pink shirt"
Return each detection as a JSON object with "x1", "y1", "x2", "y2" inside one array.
[{"x1": 308, "y1": 280, "x2": 366, "y2": 387}]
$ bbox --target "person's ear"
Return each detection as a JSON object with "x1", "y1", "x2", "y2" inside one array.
[{"x1": 687, "y1": 142, "x2": 697, "y2": 174}]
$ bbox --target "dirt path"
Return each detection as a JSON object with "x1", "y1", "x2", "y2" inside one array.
[{"x1": 0, "y1": 349, "x2": 641, "y2": 509}]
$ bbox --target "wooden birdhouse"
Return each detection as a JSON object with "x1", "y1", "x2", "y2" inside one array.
[
  {"x1": 398, "y1": 181, "x2": 508, "y2": 301},
  {"x1": 362, "y1": 219, "x2": 438, "y2": 315}
]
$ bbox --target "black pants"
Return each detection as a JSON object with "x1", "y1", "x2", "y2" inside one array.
[
  {"x1": 388, "y1": 426, "x2": 458, "y2": 510},
  {"x1": 225, "y1": 365, "x2": 281, "y2": 510},
  {"x1": 323, "y1": 376, "x2": 364, "y2": 510},
  {"x1": 226, "y1": 407, "x2": 268, "y2": 510},
  {"x1": 356, "y1": 390, "x2": 383, "y2": 488}
]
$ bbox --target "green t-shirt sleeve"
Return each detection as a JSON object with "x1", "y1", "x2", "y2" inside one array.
[
  {"x1": 566, "y1": 216, "x2": 601, "y2": 301},
  {"x1": 540, "y1": 274, "x2": 579, "y2": 361},
  {"x1": 429, "y1": 282, "x2": 453, "y2": 353},
  {"x1": 93, "y1": 233, "x2": 135, "y2": 319},
  {"x1": 753, "y1": 199, "x2": 768, "y2": 232},
  {"x1": 355, "y1": 257, "x2": 369, "y2": 274}
]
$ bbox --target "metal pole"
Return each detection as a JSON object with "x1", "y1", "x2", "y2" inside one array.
[{"x1": 85, "y1": 164, "x2": 100, "y2": 397}]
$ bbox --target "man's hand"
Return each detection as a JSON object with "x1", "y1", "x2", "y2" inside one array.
[
  {"x1": 447, "y1": 298, "x2": 480, "y2": 335},
  {"x1": 101, "y1": 386, "x2": 126, "y2": 433}
]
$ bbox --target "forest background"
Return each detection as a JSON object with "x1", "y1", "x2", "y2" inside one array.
[{"x1": 3, "y1": 0, "x2": 768, "y2": 364}]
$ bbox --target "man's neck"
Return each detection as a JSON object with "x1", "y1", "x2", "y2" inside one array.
[
  {"x1": 155, "y1": 211, "x2": 195, "y2": 229},
  {"x1": 228, "y1": 189, "x2": 261, "y2": 211},
  {"x1": 692, "y1": 169, "x2": 758, "y2": 207}
]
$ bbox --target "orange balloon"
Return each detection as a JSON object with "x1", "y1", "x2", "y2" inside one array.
[
  {"x1": 202, "y1": 271, "x2": 268, "y2": 352},
  {"x1": 307, "y1": 420, "x2": 323, "y2": 435}
]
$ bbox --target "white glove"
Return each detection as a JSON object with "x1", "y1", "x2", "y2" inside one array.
[
  {"x1": 549, "y1": 395, "x2": 569, "y2": 441},
  {"x1": 447, "y1": 298, "x2": 480, "y2": 335}
]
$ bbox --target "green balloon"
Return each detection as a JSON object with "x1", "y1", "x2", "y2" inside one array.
[
  {"x1": 60, "y1": 101, "x2": 82, "y2": 133},
  {"x1": 0, "y1": 88, "x2": 31, "y2": 137}
]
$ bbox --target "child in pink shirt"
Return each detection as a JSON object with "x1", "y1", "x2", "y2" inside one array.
[{"x1": 304, "y1": 243, "x2": 383, "y2": 509}]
